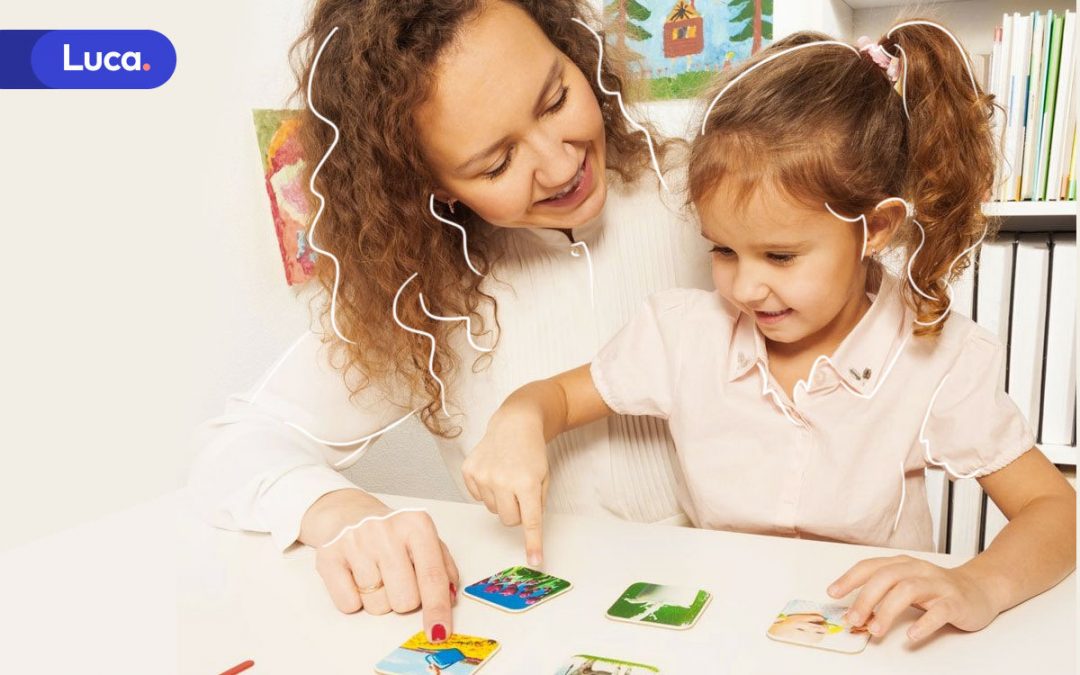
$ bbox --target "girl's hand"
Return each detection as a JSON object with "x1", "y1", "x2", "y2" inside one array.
[
  {"x1": 827, "y1": 554, "x2": 1003, "y2": 642},
  {"x1": 300, "y1": 489, "x2": 460, "y2": 642},
  {"x1": 461, "y1": 409, "x2": 550, "y2": 567}
]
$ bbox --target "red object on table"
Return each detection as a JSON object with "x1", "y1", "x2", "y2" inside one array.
[{"x1": 218, "y1": 660, "x2": 255, "y2": 675}]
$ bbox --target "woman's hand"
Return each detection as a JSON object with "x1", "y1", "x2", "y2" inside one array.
[
  {"x1": 461, "y1": 407, "x2": 550, "y2": 567},
  {"x1": 827, "y1": 554, "x2": 1003, "y2": 642},
  {"x1": 299, "y1": 489, "x2": 460, "y2": 642}
]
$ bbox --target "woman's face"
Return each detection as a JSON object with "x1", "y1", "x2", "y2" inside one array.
[{"x1": 415, "y1": 1, "x2": 608, "y2": 231}]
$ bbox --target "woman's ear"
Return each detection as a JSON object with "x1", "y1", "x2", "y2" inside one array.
[{"x1": 866, "y1": 199, "x2": 908, "y2": 256}]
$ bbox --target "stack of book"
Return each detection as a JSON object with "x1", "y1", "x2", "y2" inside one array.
[
  {"x1": 989, "y1": 10, "x2": 1077, "y2": 202},
  {"x1": 941, "y1": 233, "x2": 1077, "y2": 555}
]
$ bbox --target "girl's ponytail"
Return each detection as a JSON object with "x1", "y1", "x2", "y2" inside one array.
[{"x1": 885, "y1": 22, "x2": 997, "y2": 334}]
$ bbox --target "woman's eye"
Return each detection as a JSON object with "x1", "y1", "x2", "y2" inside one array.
[
  {"x1": 710, "y1": 246, "x2": 735, "y2": 257},
  {"x1": 543, "y1": 86, "x2": 569, "y2": 116},
  {"x1": 484, "y1": 146, "x2": 514, "y2": 180}
]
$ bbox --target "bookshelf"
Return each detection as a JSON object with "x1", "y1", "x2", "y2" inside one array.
[{"x1": 843, "y1": 0, "x2": 1078, "y2": 234}]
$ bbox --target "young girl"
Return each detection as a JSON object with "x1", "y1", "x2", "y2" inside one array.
[{"x1": 462, "y1": 22, "x2": 1076, "y2": 643}]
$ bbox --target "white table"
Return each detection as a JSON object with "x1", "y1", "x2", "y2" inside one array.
[{"x1": 0, "y1": 492, "x2": 1074, "y2": 674}]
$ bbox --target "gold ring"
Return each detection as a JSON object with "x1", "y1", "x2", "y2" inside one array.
[{"x1": 356, "y1": 579, "x2": 384, "y2": 594}]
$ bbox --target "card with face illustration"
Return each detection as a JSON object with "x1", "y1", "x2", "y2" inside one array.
[
  {"x1": 765, "y1": 599, "x2": 870, "y2": 654},
  {"x1": 463, "y1": 566, "x2": 572, "y2": 613},
  {"x1": 553, "y1": 654, "x2": 660, "y2": 674},
  {"x1": 374, "y1": 631, "x2": 500, "y2": 674},
  {"x1": 604, "y1": 582, "x2": 711, "y2": 630}
]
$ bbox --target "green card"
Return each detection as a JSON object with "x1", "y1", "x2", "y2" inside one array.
[{"x1": 605, "y1": 582, "x2": 711, "y2": 630}]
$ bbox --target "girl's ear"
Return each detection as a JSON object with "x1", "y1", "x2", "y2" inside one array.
[
  {"x1": 866, "y1": 199, "x2": 908, "y2": 256},
  {"x1": 432, "y1": 188, "x2": 454, "y2": 203}
]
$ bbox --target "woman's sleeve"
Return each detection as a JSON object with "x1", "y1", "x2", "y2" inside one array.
[
  {"x1": 186, "y1": 331, "x2": 417, "y2": 551},
  {"x1": 920, "y1": 331, "x2": 1036, "y2": 480},
  {"x1": 589, "y1": 290, "x2": 687, "y2": 419}
]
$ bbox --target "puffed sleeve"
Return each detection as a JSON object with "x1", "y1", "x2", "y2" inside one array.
[
  {"x1": 920, "y1": 331, "x2": 1036, "y2": 479},
  {"x1": 186, "y1": 331, "x2": 418, "y2": 551},
  {"x1": 589, "y1": 289, "x2": 690, "y2": 419}
]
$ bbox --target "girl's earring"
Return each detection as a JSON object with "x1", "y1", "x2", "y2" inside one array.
[{"x1": 447, "y1": 199, "x2": 457, "y2": 214}]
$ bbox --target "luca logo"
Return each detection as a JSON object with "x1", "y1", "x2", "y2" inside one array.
[{"x1": 0, "y1": 30, "x2": 176, "y2": 89}]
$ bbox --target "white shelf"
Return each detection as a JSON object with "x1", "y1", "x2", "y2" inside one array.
[
  {"x1": 1039, "y1": 444, "x2": 1077, "y2": 467},
  {"x1": 984, "y1": 201, "x2": 1077, "y2": 217},
  {"x1": 982, "y1": 200, "x2": 1077, "y2": 232}
]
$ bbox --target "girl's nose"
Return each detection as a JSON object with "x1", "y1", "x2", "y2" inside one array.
[{"x1": 732, "y1": 269, "x2": 769, "y2": 307}]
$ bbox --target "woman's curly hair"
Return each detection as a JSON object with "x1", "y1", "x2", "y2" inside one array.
[{"x1": 289, "y1": 0, "x2": 670, "y2": 436}]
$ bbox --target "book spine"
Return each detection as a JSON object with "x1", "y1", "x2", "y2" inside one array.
[{"x1": 1036, "y1": 15, "x2": 1065, "y2": 199}]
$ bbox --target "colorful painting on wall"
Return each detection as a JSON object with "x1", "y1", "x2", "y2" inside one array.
[
  {"x1": 603, "y1": 0, "x2": 774, "y2": 100},
  {"x1": 252, "y1": 109, "x2": 316, "y2": 286}
]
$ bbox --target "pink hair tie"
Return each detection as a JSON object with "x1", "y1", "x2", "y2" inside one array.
[{"x1": 856, "y1": 35, "x2": 900, "y2": 83}]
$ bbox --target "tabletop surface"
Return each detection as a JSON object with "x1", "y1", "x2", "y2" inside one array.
[{"x1": 1, "y1": 492, "x2": 1075, "y2": 674}]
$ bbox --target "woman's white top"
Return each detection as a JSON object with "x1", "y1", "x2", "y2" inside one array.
[{"x1": 188, "y1": 170, "x2": 713, "y2": 550}]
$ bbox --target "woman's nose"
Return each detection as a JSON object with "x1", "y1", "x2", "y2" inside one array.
[{"x1": 532, "y1": 137, "x2": 579, "y2": 191}]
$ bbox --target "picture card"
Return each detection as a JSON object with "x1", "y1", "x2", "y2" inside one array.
[
  {"x1": 554, "y1": 654, "x2": 660, "y2": 674},
  {"x1": 463, "y1": 566, "x2": 572, "y2": 613},
  {"x1": 605, "y1": 582, "x2": 711, "y2": 630},
  {"x1": 765, "y1": 599, "x2": 870, "y2": 654},
  {"x1": 374, "y1": 631, "x2": 500, "y2": 674}
]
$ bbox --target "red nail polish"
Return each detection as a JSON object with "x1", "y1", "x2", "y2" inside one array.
[
  {"x1": 449, "y1": 583, "x2": 457, "y2": 598},
  {"x1": 431, "y1": 623, "x2": 447, "y2": 642}
]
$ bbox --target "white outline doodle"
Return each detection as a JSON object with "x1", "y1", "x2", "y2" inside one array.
[
  {"x1": 393, "y1": 273, "x2": 450, "y2": 417},
  {"x1": 825, "y1": 197, "x2": 912, "y2": 260},
  {"x1": 919, "y1": 375, "x2": 982, "y2": 479},
  {"x1": 236, "y1": 331, "x2": 424, "y2": 470},
  {"x1": 291, "y1": 408, "x2": 424, "y2": 470},
  {"x1": 571, "y1": 17, "x2": 670, "y2": 192},
  {"x1": 418, "y1": 292, "x2": 494, "y2": 353},
  {"x1": 305, "y1": 26, "x2": 355, "y2": 345},
  {"x1": 892, "y1": 460, "x2": 907, "y2": 533},
  {"x1": 429, "y1": 194, "x2": 483, "y2": 276},
  {"x1": 569, "y1": 241, "x2": 595, "y2": 307},
  {"x1": 320, "y1": 507, "x2": 430, "y2": 549},
  {"x1": 701, "y1": 41, "x2": 859, "y2": 135},
  {"x1": 824, "y1": 202, "x2": 871, "y2": 260},
  {"x1": 907, "y1": 220, "x2": 988, "y2": 327}
]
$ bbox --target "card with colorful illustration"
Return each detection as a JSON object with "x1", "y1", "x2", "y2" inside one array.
[
  {"x1": 463, "y1": 566, "x2": 572, "y2": 613},
  {"x1": 605, "y1": 582, "x2": 711, "y2": 630},
  {"x1": 765, "y1": 599, "x2": 870, "y2": 654},
  {"x1": 553, "y1": 654, "x2": 660, "y2": 674},
  {"x1": 374, "y1": 631, "x2": 500, "y2": 674}
]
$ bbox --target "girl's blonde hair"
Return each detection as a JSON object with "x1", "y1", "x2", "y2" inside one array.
[
  {"x1": 289, "y1": 0, "x2": 669, "y2": 435},
  {"x1": 691, "y1": 22, "x2": 996, "y2": 335}
]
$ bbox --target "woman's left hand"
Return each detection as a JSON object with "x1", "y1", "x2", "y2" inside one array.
[{"x1": 827, "y1": 554, "x2": 1002, "y2": 642}]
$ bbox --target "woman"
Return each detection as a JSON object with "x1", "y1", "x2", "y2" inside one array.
[{"x1": 188, "y1": 0, "x2": 711, "y2": 643}]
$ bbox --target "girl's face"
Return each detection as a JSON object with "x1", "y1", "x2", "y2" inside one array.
[
  {"x1": 415, "y1": 1, "x2": 608, "y2": 231},
  {"x1": 698, "y1": 181, "x2": 872, "y2": 352}
]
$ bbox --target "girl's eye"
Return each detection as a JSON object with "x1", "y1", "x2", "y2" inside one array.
[
  {"x1": 543, "y1": 86, "x2": 569, "y2": 116},
  {"x1": 710, "y1": 245, "x2": 735, "y2": 257},
  {"x1": 484, "y1": 146, "x2": 514, "y2": 180},
  {"x1": 767, "y1": 253, "x2": 796, "y2": 264}
]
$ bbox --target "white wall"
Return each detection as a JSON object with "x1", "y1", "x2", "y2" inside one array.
[{"x1": 0, "y1": 0, "x2": 864, "y2": 551}]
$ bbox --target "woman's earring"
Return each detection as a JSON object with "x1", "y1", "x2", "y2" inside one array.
[{"x1": 447, "y1": 199, "x2": 457, "y2": 214}]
